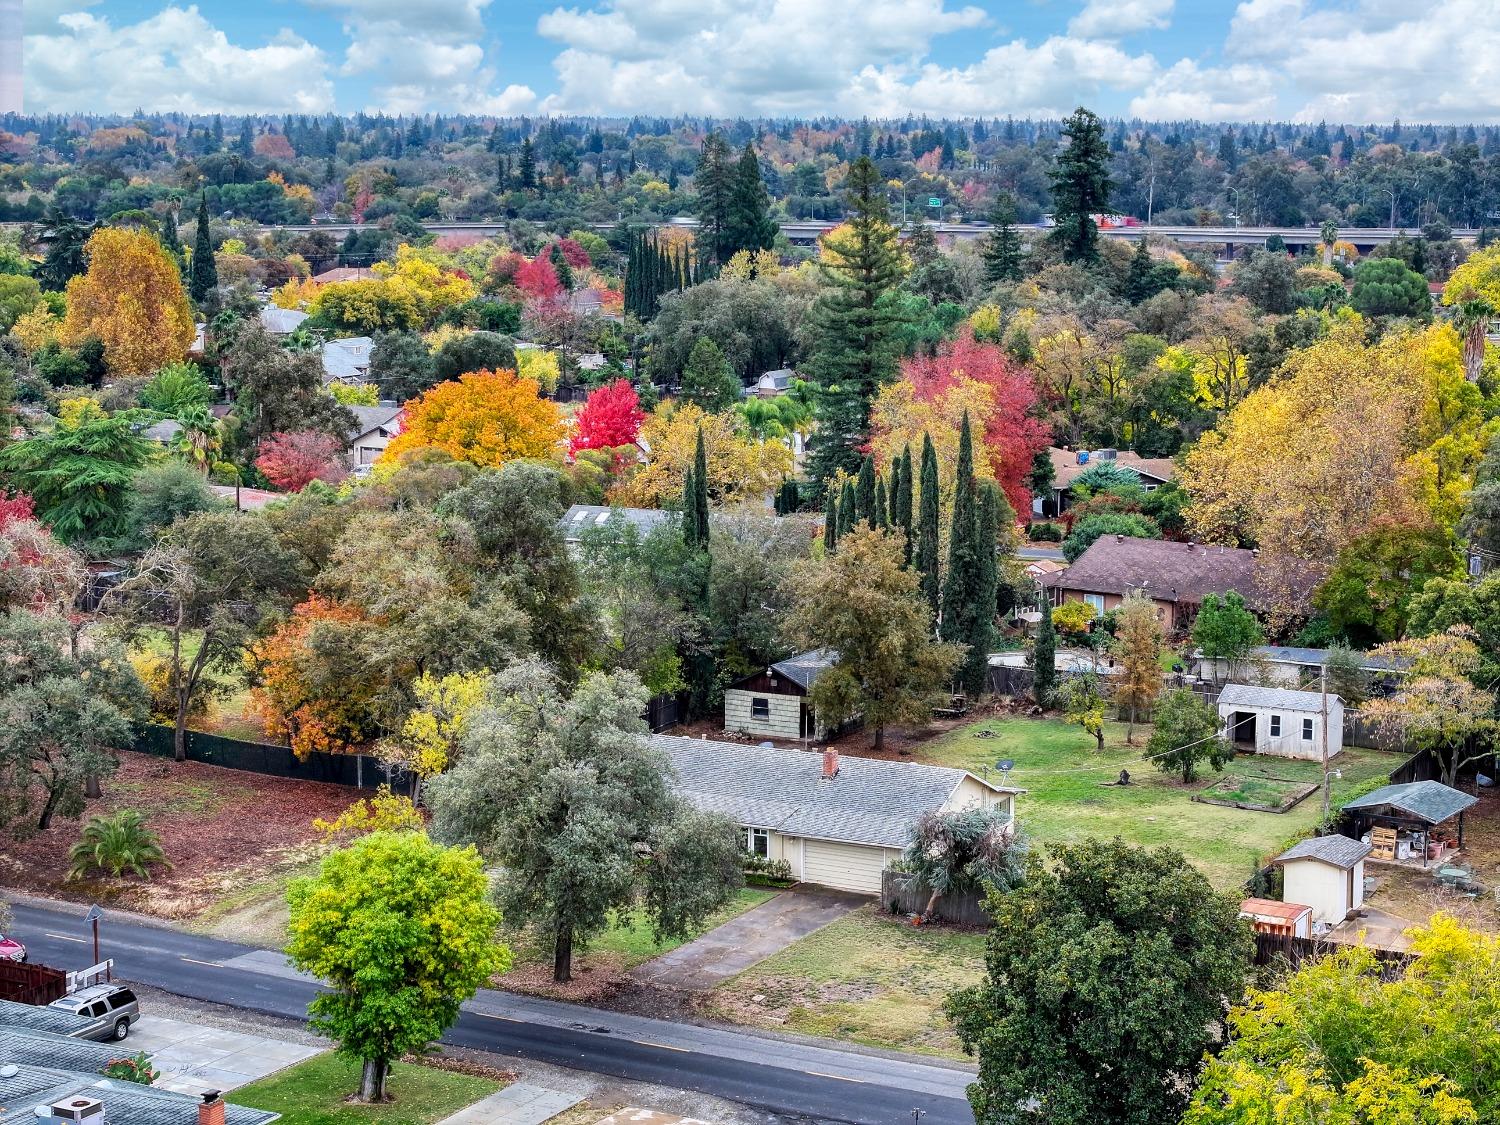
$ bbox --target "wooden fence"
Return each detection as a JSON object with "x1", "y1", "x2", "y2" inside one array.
[
  {"x1": 1252, "y1": 932, "x2": 1413, "y2": 978},
  {"x1": 880, "y1": 870, "x2": 990, "y2": 927},
  {"x1": 0, "y1": 960, "x2": 67, "y2": 1005}
]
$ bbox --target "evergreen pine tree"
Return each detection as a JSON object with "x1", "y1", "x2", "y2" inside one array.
[
  {"x1": 1033, "y1": 603, "x2": 1057, "y2": 706},
  {"x1": 160, "y1": 208, "x2": 184, "y2": 273},
  {"x1": 893, "y1": 444, "x2": 915, "y2": 563},
  {"x1": 874, "y1": 476, "x2": 888, "y2": 530},
  {"x1": 189, "y1": 193, "x2": 217, "y2": 303},
  {"x1": 726, "y1": 143, "x2": 777, "y2": 259},
  {"x1": 838, "y1": 479, "x2": 857, "y2": 536},
  {"x1": 681, "y1": 466, "x2": 701, "y2": 548},
  {"x1": 916, "y1": 434, "x2": 941, "y2": 618},
  {"x1": 941, "y1": 413, "x2": 981, "y2": 655},
  {"x1": 235, "y1": 119, "x2": 253, "y2": 157},
  {"x1": 806, "y1": 156, "x2": 907, "y2": 491},
  {"x1": 1124, "y1": 236, "x2": 1157, "y2": 304},
  {"x1": 695, "y1": 133, "x2": 736, "y2": 265},
  {"x1": 519, "y1": 137, "x2": 537, "y2": 190},
  {"x1": 855, "y1": 455, "x2": 876, "y2": 526},
  {"x1": 823, "y1": 489, "x2": 838, "y2": 552},
  {"x1": 680, "y1": 337, "x2": 740, "y2": 413},
  {"x1": 982, "y1": 192, "x2": 1024, "y2": 284},
  {"x1": 1049, "y1": 107, "x2": 1113, "y2": 264}
]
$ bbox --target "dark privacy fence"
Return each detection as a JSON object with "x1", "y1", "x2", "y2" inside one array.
[{"x1": 128, "y1": 723, "x2": 403, "y2": 790}]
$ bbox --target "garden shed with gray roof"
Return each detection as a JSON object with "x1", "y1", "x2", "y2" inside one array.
[
  {"x1": 1342, "y1": 780, "x2": 1478, "y2": 853},
  {"x1": 1217, "y1": 682, "x2": 1343, "y2": 762},
  {"x1": 723, "y1": 648, "x2": 842, "y2": 741},
  {"x1": 1274, "y1": 834, "x2": 1373, "y2": 925},
  {"x1": 652, "y1": 735, "x2": 1021, "y2": 895}
]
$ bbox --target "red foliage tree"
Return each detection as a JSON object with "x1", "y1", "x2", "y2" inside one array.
[
  {"x1": 554, "y1": 237, "x2": 591, "y2": 269},
  {"x1": 255, "y1": 431, "x2": 350, "y2": 492},
  {"x1": 0, "y1": 492, "x2": 37, "y2": 529},
  {"x1": 901, "y1": 332, "x2": 1051, "y2": 517},
  {"x1": 570, "y1": 379, "x2": 644, "y2": 458},
  {"x1": 514, "y1": 254, "x2": 562, "y2": 303},
  {"x1": 486, "y1": 251, "x2": 524, "y2": 290}
]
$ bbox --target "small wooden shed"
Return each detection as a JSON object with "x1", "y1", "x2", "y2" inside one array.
[
  {"x1": 1218, "y1": 683, "x2": 1344, "y2": 761},
  {"x1": 1274, "y1": 835, "x2": 1372, "y2": 925},
  {"x1": 723, "y1": 649, "x2": 839, "y2": 741},
  {"x1": 1239, "y1": 898, "x2": 1313, "y2": 938}
]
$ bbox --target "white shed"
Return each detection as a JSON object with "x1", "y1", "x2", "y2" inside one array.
[
  {"x1": 1217, "y1": 683, "x2": 1343, "y2": 761},
  {"x1": 1274, "y1": 835, "x2": 1372, "y2": 925}
]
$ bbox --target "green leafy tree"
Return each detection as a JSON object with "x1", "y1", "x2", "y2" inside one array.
[
  {"x1": 1351, "y1": 256, "x2": 1431, "y2": 319},
  {"x1": 982, "y1": 192, "x2": 1025, "y2": 284},
  {"x1": 189, "y1": 193, "x2": 217, "y2": 303},
  {"x1": 0, "y1": 413, "x2": 154, "y2": 545},
  {"x1": 805, "y1": 156, "x2": 907, "y2": 489},
  {"x1": 1148, "y1": 687, "x2": 1228, "y2": 783},
  {"x1": 1061, "y1": 512, "x2": 1158, "y2": 562},
  {"x1": 947, "y1": 838, "x2": 1252, "y2": 1125},
  {"x1": 427, "y1": 661, "x2": 743, "y2": 982},
  {"x1": 784, "y1": 526, "x2": 963, "y2": 751},
  {"x1": 432, "y1": 331, "x2": 516, "y2": 384},
  {"x1": 1192, "y1": 592, "x2": 1265, "y2": 680},
  {"x1": 1060, "y1": 671, "x2": 1107, "y2": 750},
  {"x1": 122, "y1": 461, "x2": 220, "y2": 546},
  {"x1": 892, "y1": 444, "x2": 915, "y2": 561},
  {"x1": 726, "y1": 143, "x2": 777, "y2": 260},
  {"x1": 370, "y1": 331, "x2": 438, "y2": 403},
  {"x1": 679, "y1": 337, "x2": 740, "y2": 413},
  {"x1": 67, "y1": 810, "x2": 167, "y2": 881},
  {"x1": 855, "y1": 454, "x2": 876, "y2": 526},
  {"x1": 286, "y1": 831, "x2": 507, "y2": 1103},
  {"x1": 140, "y1": 362, "x2": 212, "y2": 416},
  {"x1": 1049, "y1": 108, "x2": 1113, "y2": 264},
  {"x1": 37, "y1": 209, "x2": 92, "y2": 293},
  {"x1": 1315, "y1": 521, "x2": 1461, "y2": 647},
  {"x1": 221, "y1": 322, "x2": 354, "y2": 454},
  {"x1": 903, "y1": 806, "x2": 1026, "y2": 918}
]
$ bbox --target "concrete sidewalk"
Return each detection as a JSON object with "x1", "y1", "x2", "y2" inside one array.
[
  {"x1": 631, "y1": 890, "x2": 863, "y2": 990},
  {"x1": 130, "y1": 1014, "x2": 321, "y2": 1096},
  {"x1": 435, "y1": 1082, "x2": 581, "y2": 1125}
]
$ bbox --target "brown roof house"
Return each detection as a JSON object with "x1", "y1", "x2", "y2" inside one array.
[
  {"x1": 1040, "y1": 535, "x2": 1306, "y2": 632},
  {"x1": 1039, "y1": 447, "x2": 1176, "y2": 517}
]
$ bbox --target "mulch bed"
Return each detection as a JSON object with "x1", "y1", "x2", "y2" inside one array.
[{"x1": 1, "y1": 752, "x2": 359, "y2": 919}]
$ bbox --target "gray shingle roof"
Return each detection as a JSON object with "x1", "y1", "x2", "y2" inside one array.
[
  {"x1": 1251, "y1": 646, "x2": 1412, "y2": 673},
  {"x1": 560, "y1": 504, "x2": 673, "y2": 542},
  {"x1": 653, "y1": 735, "x2": 1008, "y2": 849},
  {"x1": 1276, "y1": 834, "x2": 1373, "y2": 869},
  {"x1": 769, "y1": 649, "x2": 838, "y2": 692},
  {"x1": 1342, "y1": 780, "x2": 1478, "y2": 825},
  {"x1": 1218, "y1": 683, "x2": 1342, "y2": 712},
  {"x1": 0, "y1": 1026, "x2": 131, "y2": 1073},
  {"x1": 0, "y1": 1065, "x2": 279, "y2": 1124},
  {"x1": 259, "y1": 307, "x2": 308, "y2": 335},
  {"x1": 0, "y1": 998, "x2": 90, "y2": 1036},
  {"x1": 346, "y1": 404, "x2": 402, "y2": 439}
]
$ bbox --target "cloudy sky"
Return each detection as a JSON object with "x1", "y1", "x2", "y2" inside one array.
[{"x1": 9, "y1": 0, "x2": 1499, "y2": 123}]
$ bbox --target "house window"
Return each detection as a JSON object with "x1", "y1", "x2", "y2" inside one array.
[
  {"x1": 1302, "y1": 717, "x2": 1315, "y2": 741},
  {"x1": 1083, "y1": 593, "x2": 1105, "y2": 613},
  {"x1": 746, "y1": 828, "x2": 769, "y2": 857},
  {"x1": 751, "y1": 697, "x2": 771, "y2": 721},
  {"x1": 1269, "y1": 715, "x2": 1281, "y2": 737}
]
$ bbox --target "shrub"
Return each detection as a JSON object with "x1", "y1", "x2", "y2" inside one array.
[
  {"x1": 103, "y1": 1052, "x2": 159, "y2": 1085},
  {"x1": 67, "y1": 810, "x2": 169, "y2": 881},
  {"x1": 743, "y1": 855, "x2": 795, "y2": 886},
  {"x1": 1051, "y1": 600, "x2": 1096, "y2": 640},
  {"x1": 1027, "y1": 521, "x2": 1063, "y2": 542}
]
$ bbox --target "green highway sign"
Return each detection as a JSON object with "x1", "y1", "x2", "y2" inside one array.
[{"x1": 928, "y1": 197, "x2": 942, "y2": 207}]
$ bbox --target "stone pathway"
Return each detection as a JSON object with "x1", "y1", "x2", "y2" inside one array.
[
  {"x1": 435, "y1": 1082, "x2": 582, "y2": 1125},
  {"x1": 129, "y1": 1014, "x2": 321, "y2": 1096},
  {"x1": 631, "y1": 889, "x2": 863, "y2": 990}
]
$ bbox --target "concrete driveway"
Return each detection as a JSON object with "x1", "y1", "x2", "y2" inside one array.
[
  {"x1": 633, "y1": 889, "x2": 864, "y2": 990},
  {"x1": 130, "y1": 1014, "x2": 321, "y2": 1096}
]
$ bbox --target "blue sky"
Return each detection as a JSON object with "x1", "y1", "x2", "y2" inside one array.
[{"x1": 12, "y1": 1, "x2": 1500, "y2": 123}]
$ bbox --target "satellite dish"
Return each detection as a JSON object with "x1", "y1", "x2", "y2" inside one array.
[{"x1": 997, "y1": 759, "x2": 1015, "y2": 772}]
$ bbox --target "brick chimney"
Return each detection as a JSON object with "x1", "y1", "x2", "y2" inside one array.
[
  {"x1": 822, "y1": 748, "x2": 839, "y2": 779},
  {"x1": 199, "y1": 1091, "x2": 225, "y2": 1125}
]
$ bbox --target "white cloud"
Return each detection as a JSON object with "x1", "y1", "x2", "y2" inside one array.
[
  {"x1": 21, "y1": 0, "x2": 97, "y2": 35},
  {"x1": 306, "y1": 0, "x2": 536, "y2": 113},
  {"x1": 533, "y1": 0, "x2": 1169, "y2": 117},
  {"x1": 1127, "y1": 59, "x2": 1277, "y2": 120},
  {"x1": 1068, "y1": 0, "x2": 1174, "y2": 39},
  {"x1": 23, "y1": 6, "x2": 335, "y2": 113}
]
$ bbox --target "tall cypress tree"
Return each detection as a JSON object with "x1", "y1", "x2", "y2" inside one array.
[
  {"x1": 823, "y1": 489, "x2": 839, "y2": 553},
  {"x1": 1033, "y1": 601, "x2": 1057, "y2": 706},
  {"x1": 961, "y1": 481, "x2": 1002, "y2": 696},
  {"x1": 695, "y1": 133, "x2": 736, "y2": 265},
  {"x1": 160, "y1": 208, "x2": 184, "y2": 273},
  {"x1": 916, "y1": 434, "x2": 941, "y2": 619},
  {"x1": 1049, "y1": 107, "x2": 1113, "y2": 264},
  {"x1": 838, "y1": 479, "x2": 857, "y2": 536},
  {"x1": 682, "y1": 466, "x2": 701, "y2": 548},
  {"x1": 982, "y1": 191, "x2": 1024, "y2": 284},
  {"x1": 189, "y1": 193, "x2": 217, "y2": 303},
  {"x1": 874, "y1": 476, "x2": 888, "y2": 530},
  {"x1": 805, "y1": 156, "x2": 907, "y2": 491},
  {"x1": 855, "y1": 455, "x2": 876, "y2": 526},
  {"x1": 941, "y1": 413, "x2": 981, "y2": 650},
  {"x1": 726, "y1": 142, "x2": 777, "y2": 260},
  {"x1": 691, "y1": 428, "x2": 710, "y2": 548},
  {"x1": 893, "y1": 444, "x2": 915, "y2": 564}
]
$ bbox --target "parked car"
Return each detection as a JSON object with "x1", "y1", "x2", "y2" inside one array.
[
  {"x1": 48, "y1": 984, "x2": 139, "y2": 1041},
  {"x1": 0, "y1": 933, "x2": 24, "y2": 962}
]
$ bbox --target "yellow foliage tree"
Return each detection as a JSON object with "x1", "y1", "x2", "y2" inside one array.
[
  {"x1": 383, "y1": 671, "x2": 488, "y2": 783},
  {"x1": 615, "y1": 401, "x2": 792, "y2": 508},
  {"x1": 61, "y1": 228, "x2": 194, "y2": 376},
  {"x1": 272, "y1": 276, "x2": 322, "y2": 310},
  {"x1": 11, "y1": 305, "x2": 61, "y2": 353},
  {"x1": 312, "y1": 279, "x2": 422, "y2": 333},
  {"x1": 373, "y1": 244, "x2": 478, "y2": 321},
  {"x1": 312, "y1": 785, "x2": 426, "y2": 843},
  {"x1": 380, "y1": 368, "x2": 563, "y2": 468}
]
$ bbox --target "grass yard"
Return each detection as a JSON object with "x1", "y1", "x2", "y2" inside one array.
[
  {"x1": 231, "y1": 1052, "x2": 501, "y2": 1125},
  {"x1": 1200, "y1": 773, "x2": 1317, "y2": 811},
  {"x1": 708, "y1": 905, "x2": 985, "y2": 1059},
  {"x1": 914, "y1": 716, "x2": 1399, "y2": 888}
]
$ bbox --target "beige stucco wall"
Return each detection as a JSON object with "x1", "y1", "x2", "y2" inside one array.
[{"x1": 1283, "y1": 858, "x2": 1360, "y2": 924}]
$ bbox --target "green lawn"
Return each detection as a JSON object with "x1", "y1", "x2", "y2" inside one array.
[
  {"x1": 920, "y1": 716, "x2": 1399, "y2": 888},
  {"x1": 710, "y1": 904, "x2": 985, "y2": 1058},
  {"x1": 231, "y1": 1052, "x2": 501, "y2": 1125}
]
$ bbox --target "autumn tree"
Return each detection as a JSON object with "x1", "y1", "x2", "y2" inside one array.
[
  {"x1": 427, "y1": 660, "x2": 744, "y2": 982},
  {"x1": 618, "y1": 402, "x2": 791, "y2": 508},
  {"x1": 61, "y1": 228, "x2": 195, "y2": 376},
  {"x1": 1113, "y1": 593, "x2": 1163, "y2": 743},
  {"x1": 570, "y1": 378, "x2": 644, "y2": 459},
  {"x1": 1060, "y1": 671, "x2": 1107, "y2": 750},
  {"x1": 255, "y1": 431, "x2": 350, "y2": 492},
  {"x1": 287, "y1": 831, "x2": 506, "y2": 1103},
  {"x1": 784, "y1": 527, "x2": 963, "y2": 751},
  {"x1": 382, "y1": 368, "x2": 563, "y2": 469},
  {"x1": 1442, "y1": 243, "x2": 1500, "y2": 383}
]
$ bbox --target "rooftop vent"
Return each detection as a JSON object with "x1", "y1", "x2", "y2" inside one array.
[{"x1": 48, "y1": 1098, "x2": 103, "y2": 1125}]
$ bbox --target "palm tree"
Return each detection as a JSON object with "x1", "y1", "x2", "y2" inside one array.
[
  {"x1": 1451, "y1": 296, "x2": 1496, "y2": 384},
  {"x1": 67, "y1": 810, "x2": 169, "y2": 881},
  {"x1": 169, "y1": 405, "x2": 224, "y2": 475}
]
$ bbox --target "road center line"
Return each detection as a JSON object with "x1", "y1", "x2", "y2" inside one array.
[
  {"x1": 804, "y1": 1070, "x2": 864, "y2": 1083},
  {"x1": 633, "y1": 1040, "x2": 690, "y2": 1052},
  {"x1": 179, "y1": 957, "x2": 221, "y2": 967},
  {"x1": 43, "y1": 933, "x2": 87, "y2": 943},
  {"x1": 473, "y1": 1012, "x2": 525, "y2": 1023}
]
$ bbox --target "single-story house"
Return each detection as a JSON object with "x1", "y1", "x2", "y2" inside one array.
[
  {"x1": 559, "y1": 504, "x2": 674, "y2": 549},
  {"x1": 754, "y1": 368, "x2": 797, "y2": 397},
  {"x1": 311, "y1": 266, "x2": 377, "y2": 285},
  {"x1": 653, "y1": 736, "x2": 1021, "y2": 894},
  {"x1": 724, "y1": 649, "x2": 840, "y2": 741},
  {"x1": 1239, "y1": 897, "x2": 1313, "y2": 938},
  {"x1": 347, "y1": 404, "x2": 402, "y2": 469},
  {"x1": 0, "y1": 1061, "x2": 277, "y2": 1124},
  {"x1": 1037, "y1": 447, "x2": 1176, "y2": 517},
  {"x1": 259, "y1": 306, "x2": 308, "y2": 335},
  {"x1": 1195, "y1": 645, "x2": 1411, "y2": 689},
  {"x1": 1218, "y1": 683, "x2": 1344, "y2": 761},
  {"x1": 1274, "y1": 835, "x2": 1371, "y2": 925},
  {"x1": 1040, "y1": 535, "x2": 1305, "y2": 632},
  {"x1": 0, "y1": 1023, "x2": 130, "y2": 1073},
  {"x1": 576, "y1": 351, "x2": 608, "y2": 373},
  {"x1": 1342, "y1": 780, "x2": 1478, "y2": 862},
  {"x1": 321, "y1": 336, "x2": 373, "y2": 384}
]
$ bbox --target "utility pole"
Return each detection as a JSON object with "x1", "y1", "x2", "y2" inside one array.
[{"x1": 1320, "y1": 661, "x2": 1331, "y2": 818}]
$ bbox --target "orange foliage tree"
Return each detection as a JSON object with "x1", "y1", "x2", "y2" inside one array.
[
  {"x1": 62, "y1": 228, "x2": 195, "y2": 376},
  {"x1": 247, "y1": 596, "x2": 381, "y2": 757},
  {"x1": 381, "y1": 368, "x2": 563, "y2": 468}
]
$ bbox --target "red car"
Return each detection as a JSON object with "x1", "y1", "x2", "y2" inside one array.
[{"x1": 0, "y1": 933, "x2": 25, "y2": 962}]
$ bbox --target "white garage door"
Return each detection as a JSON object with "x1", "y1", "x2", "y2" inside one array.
[{"x1": 802, "y1": 840, "x2": 888, "y2": 895}]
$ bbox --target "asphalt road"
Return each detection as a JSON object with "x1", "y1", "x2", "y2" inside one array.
[{"x1": 9, "y1": 899, "x2": 976, "y2": 1125}]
